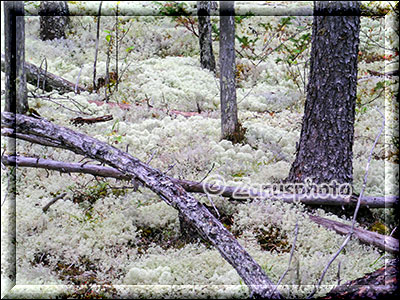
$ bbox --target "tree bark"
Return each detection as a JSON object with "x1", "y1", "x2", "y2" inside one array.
[
  {"x1": 1, "y1": 54, "x2": 87, "y2": 94},
  {"x1": 197, "y1": 1, "x2": 216, "y2": 72},
  {"x1": 4, "y1": 1, "x2": 28, "y2": 114},
  {"x1": 38, "y1": 1, "x2": 69, "y2": 41},
  {"x1": 287, "y1": 1, "x2": 361, "y2": 186},
  {"x1": 219, "y1": 1, "x2": 241, "y2": 143},
  {"x1": 1, "y1": 112, "x2": 282, "y2": 299}
]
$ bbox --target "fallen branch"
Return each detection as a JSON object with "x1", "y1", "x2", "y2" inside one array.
[
  {"x1": 1, "y1": 155, "x2": 130, "y2": 180},
  {"x1": 1, "y1": 154, "x2": 397, "y2": 209},
  {"x1": 2, "y1": 154, "x2": 398, "y2": 254},
  {"x1": 1, "y1": 53, "x2": 87, "y2": 94},
  {"x1": 308, "y1": 215, "x2": 398, "y2": 254},
  {"x1": 43, "y1": 192, "x2": 67, "y2": 213},
  {"x1": 70, "y1": 114, "x2": 113, "y2": 126},
  {"x1": 1, "y1": 112, "x2": 282, "y2": 299},
  {"x1": 175, "y1": 178, "x2": 399, "y2": 209}
]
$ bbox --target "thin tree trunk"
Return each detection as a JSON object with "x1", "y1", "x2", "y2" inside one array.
[
  {"x1": 287, "y1": 1, "x2": 361, "y2": 186},
  {"x1": 197, "y1": 1, "x2": 216, "y2": 72},
  {"x1": 308, "y1": 215, "x2": 398, "y2": 254},
  {"x1": 2, "y1": 2, "x2": 27, "y2": 293},
  {"x1": 93, "y1": 1, "x2": 103, "y2": 91},
  {"x1": 220, "y1": 1, "x2": 243, "y2": 143},
  {"x1": 115, "y1": 4, "x2": 119, "y2": 91},
  {"x1": 4, "y1": 1, "x2": 28, "y2": 114},
  {"x1": 1, "y1": 112, "x2": 282, "y2": 299}
]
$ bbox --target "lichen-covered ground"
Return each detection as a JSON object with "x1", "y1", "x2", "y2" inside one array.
[{"x1": 1, "y1": 1, "x2": 399, "y2": 299}]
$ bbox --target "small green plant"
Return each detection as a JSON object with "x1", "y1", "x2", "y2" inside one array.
[
  {"x1": 107, "y1": 119, "x2": 125, "y2": 144},
  {"x1": 275, "y1": 33, "x2": 311, "y2": 66},
  {"x1": 154, "y1": 1, "x2": 191, "y2": 16},
  {"x1": 273, "y1": 17, "x2": 312, "y2": 95}
]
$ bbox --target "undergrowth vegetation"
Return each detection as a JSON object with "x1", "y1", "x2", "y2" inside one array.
[{"x1": 1, "y1": 1, "x2": 398, "y2": 299}]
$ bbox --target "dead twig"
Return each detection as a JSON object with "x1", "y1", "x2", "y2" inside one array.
[
  {"x1": 37, "y1": 57, "x2": 48, "y2": 92},
  {"x1": 146, "y1": 149, "x2": 158, "y2": 165},
  {"x1": 75, "y1": 66, "x2": 83, "y2": 94},
  {"x1": 42, "y1": 192, "x2": 67, "y2": 213},
  {"x1": 199, "y1": 162, "x2": 215, "y2": 183},
  {"x1": 274, "y1": 220, "x2": 299, "y2": 289}
]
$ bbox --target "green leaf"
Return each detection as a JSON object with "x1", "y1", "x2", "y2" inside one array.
[{"x1": 374, "y1": 81, "x2": 385, "y2": 90}]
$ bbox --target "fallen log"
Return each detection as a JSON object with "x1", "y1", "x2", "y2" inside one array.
[
  {"x1": 319, "y1": 258, "x2": 399, "y2": 299},
  {"x1": 1, "y1": 53, "x2": 87, "y2": 94},
  {"x1": 174, "y1": 178, "x2": 399, "y2": 209},
  {"x1": 1, "y1": 112, "x2": 282, "y2": 299},
  {"x1": 2, "y1": 153, "x2": 398, "y2": 254},
  {"x1": 1, "y1": 154, "x2": 397, "y2": 209}
]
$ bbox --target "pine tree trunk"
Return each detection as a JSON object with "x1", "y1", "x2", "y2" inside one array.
[
  {"x1": 197, "y1": 1, "x2": 216, "y2": 72},
  {"x1": 287, "y1": 1, "x2": 361, "y2": 186},
  {"x1": 39, "y1": 1, "x2": 69, "y2": 41},
  {"x1": 4, "y1": 1, "x2": 28, "y2": 114},
  {"x1": 219, "y1": 1, "x2": 241, "y2": 143}
]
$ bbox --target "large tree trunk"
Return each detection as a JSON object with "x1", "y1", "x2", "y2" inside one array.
[
  {"x1": 219, "y1": 1, "x2": 243, "y2": 143},
  {"x1": 1, "y1": 112, "x2": 282, "y2": 299},
  {"x1": 4, "y1": 1, "x2": 28, "y2": 114},
  {"x1": 197, "y1": 1, "x2": 216, "y2": 72},
  {"x1": 287, "y1": 1, "x2": 361, "y2": 186},
  {"x1": 38, "y1": 1, "x2": 69, "y2": 41}
]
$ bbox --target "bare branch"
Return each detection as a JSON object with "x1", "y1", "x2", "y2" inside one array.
[
  {"x1": 2, "y1": 152, "x2": 398, "y2": 254},
  {"x1": 1, "y1": 153, "x2": 397, "y2": 209},
  {"x1": 275, "y1": 221, "x2": 299, "y2": 288},
  {"x1": 42, "y1": 192, "x2": 67, "y2": 213}
]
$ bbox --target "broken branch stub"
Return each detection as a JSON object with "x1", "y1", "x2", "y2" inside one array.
[{"x1": 1, "y1": 112, "x2": 282, "y2": 299}]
